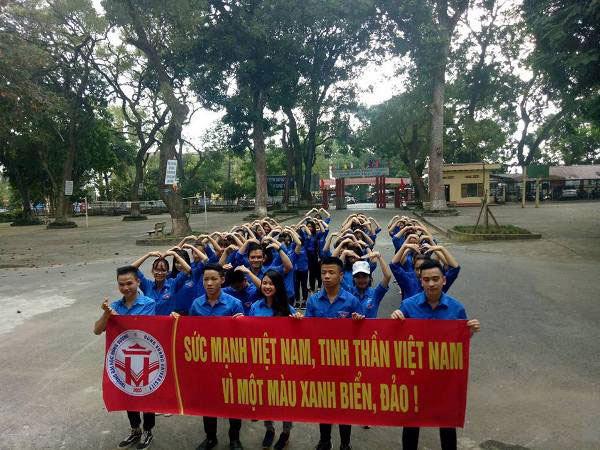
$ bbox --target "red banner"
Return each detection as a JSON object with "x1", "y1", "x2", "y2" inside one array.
[{"x1": 103, "y1": 316, "x2": 470, "y2": 427}]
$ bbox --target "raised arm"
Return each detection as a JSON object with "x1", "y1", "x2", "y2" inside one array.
[
  {"x1": 183, "y1": 244, "x2": 208, "y2": 263},
  {"x1": 94, "y1": 297, "x2": 117, "y2": 335},
  {"x1": 131, "y1": 251, "x2": 162, "y2": 269},
  {"x1": 426, "y1": 245, "x2": 459, "y2": 268},
  {"x1": 164, "y1": 250, "x2": 192, "y2": 274}
]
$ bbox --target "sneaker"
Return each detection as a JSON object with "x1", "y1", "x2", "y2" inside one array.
[
  {"x1": 262, "y1": 429, "x2": 275, "y2": 449},
  {"x1": 196, "y1": 437, "x2": 218, "y2": 450},
  {"x1": 273, "y1": 432, "x2": 290, "y2": 450},
  {"x1": 118, "y1": 428, "x2": 142, "y2": 449},
  {"x1": 230, "y1": 439, "x2": 244, "y2": 450},
  {"x1": 315, "y1": 441, "x2": 332, "y2": 450},
  {"x1": 361, "y1": 425, "x2": 370, "y2": 429},
  {"x1": 136, "y1": 431, "x2": 153, "y2": 449}
]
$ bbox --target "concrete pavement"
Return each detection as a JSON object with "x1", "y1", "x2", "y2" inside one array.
[{"x1": 0, "y1": 205, "x2": 598, "y2": 449}]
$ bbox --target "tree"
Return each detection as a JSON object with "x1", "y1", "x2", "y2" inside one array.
[
  {"x1": 103, "y1": 0, "x2": 205, "y2": 234},
  {"x1": 523, "y1": 0, "x2": 600, "y2": 126},
  {"x1": 380, "y1": 0, "x2": 470, "y2": 210},
  {"x1": 1, "y1": 0, "x2": 110, "y2": 226},
  {"x1": 93, "y1": 42, "x2": 169, "y2": 217},
  {"x1": 277, "y1": 0, "x2": 377, "y2": 203},
  {"x1": 364, "y1": 91, "x2": 429, "y2": 200},
  {"x1": 188, "y1": 0, "x2": 301, "y2": 217}
]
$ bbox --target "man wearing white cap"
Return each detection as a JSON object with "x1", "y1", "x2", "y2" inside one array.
[{"x1": 351, "y1": 251, "x2": 392, "y2": 318}]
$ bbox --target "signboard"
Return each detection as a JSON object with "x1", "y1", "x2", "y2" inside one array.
[
  {"x1": 64, "y1": 180, "x2": 73, "y2": 196},
  {"x1": 527, "y1": 165, "x2": 549, "y2": 178},
  {"x1": 267, "y1": 176, "x2": 294, "y2": 191},
  {"x1": 138, "y1": 183, "x2": 144, "y2": 196},
  {"x1": 165, "y1": 160, "x2": 178, "y2": 185},
  {"x1": 332, "y1": 168, "x2": 389, "y2": 178},
  {"x1": 103, "y1": 316, "x2": 470, "y2": 428}
]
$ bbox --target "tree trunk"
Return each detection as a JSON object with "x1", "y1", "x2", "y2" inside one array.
[
  {"x1": 158, "y1": 114, "x2": 192, "y2": 236},
  {"x1": 14, "y1": 174, "x2": 33, "y2": 222},
  {"x1": 284, "y1": 107, "x2": 304, "y2": 200},
  {"x1": 53, "y1": 120, "x2": 77, "y2": 225},
  {"x1": 282, "y1": 125, "x2": 293, "y2": 208},
  {"x1": 130, "y1": 154, "x2": 145, "y2": 217},
  {"x1": 428, "y1": 62, "x2": 448, "y2": 211},
  {"x1": 253, "y1": 116, "x2": 268, "y2": 217},
  {"x1": 407, "y1": 164, "x2": 427, "y2": 201}
]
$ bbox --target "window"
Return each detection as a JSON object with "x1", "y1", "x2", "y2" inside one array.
[{"x1": 461, "y1": 183, "x2": 484, "y2": 198}]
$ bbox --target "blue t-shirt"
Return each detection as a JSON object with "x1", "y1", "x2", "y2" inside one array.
[
  {"x1": 400, "y1": 292, "x2": 467, "y2": 320},
  {"x1": 390, "y1": 263, "x2": 461, "y2": 300},
  {"x1": 290, "y1": 243, "x2": 308, "y2": 272},
  {"x1": 305, "y1": 288, "x2": 363, "y2": 318},
  {"x1": 188, "y1": 291, "x2": 244, "y2": 317},
  {"x1": 110, "y1": 294, "x2": 155, "y2": 316},
  {"x1": 249, "y1": 298, "x2": 297, "y2": 317},
  {"x1": 352, "y1": 283, "x2": 389, "y2": 318},
  {"x1": 137, "y1": 270, "x2": 187, "y2": 315},
  {"x1": 223, "y1": 285, "x2": 261, "y2": 315}
]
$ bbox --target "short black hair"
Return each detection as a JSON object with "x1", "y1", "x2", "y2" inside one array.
[
  {"x1": 248, "y1": 243, "x2": 264, "y2": 255},
  {"x1": 225, "y1": 268, "x2": 246, "y2": 286},
  {"x1": 116, "y1": 265, "x2": 139, "y2": 279},
  {"x1": 418, "y1": 259, "x2": 445, "y2": 275},
  {"x1": 203, "y1": 263, "x2": 224, "y2": 276},
  {"x1": 321, "y1": 256, "x2": 344, "y2": 271}
]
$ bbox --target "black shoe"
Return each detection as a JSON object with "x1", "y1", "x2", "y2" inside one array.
[
  {"x1": 230, "y1": 439, "x2": 244, "y2": 450},
  {"x1": 118, "y1": 428, "x2": 142, "y2": 449},
  {"x1": 196, "y1": 437, "x2": 218, "y2": 450},
  {"x1": 340, "y1": 445, "x2": 352, "y2": 450},
  {"x1": 262, "y1": 429, "x2": 275, "y2": 448},
  {"x1": 361, "y1": 425, "x2": 371, "y2": 429},
  {"x1": 136, "y1": 431, "x2": 153, "y2": 449},
  {"x1": 273, "y1": 432, "x2": 290, "y2": 450},
  {"x1": 315, "y1": 441, "x2": 332, "y2": 450}
]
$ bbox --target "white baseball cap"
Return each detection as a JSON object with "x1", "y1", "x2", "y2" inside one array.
[{"x1": 352, "y1": 260, "x2": 370, "y2": 276}]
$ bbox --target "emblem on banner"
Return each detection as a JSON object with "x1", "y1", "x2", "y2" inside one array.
[{"x1": 106, "y1": 330, "x2": 167, "y2": 396}]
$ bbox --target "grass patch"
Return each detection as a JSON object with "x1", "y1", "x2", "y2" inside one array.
[{"x1": 454, "y1": 224, "x2": 532, "y2": 235}]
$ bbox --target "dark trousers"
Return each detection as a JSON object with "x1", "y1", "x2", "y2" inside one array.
[
  {"x1": 294, "y1": 269, "x2": 309, "y2": 301},
  {"x1": 307, "y1": 253, "x2": 321, "y2": 291},
  {"x1": 127, "y1": 411, "x2": 155, "y2": 431},
  {"x1": 402, "y1": 427, "x2": 456, "y2": 450},
  {"x1": 319, "y1": 423, "x2": 351, "y2": 445},
  {"x1": 203, "y1": 416, "x2": 241, "y2": 441}
]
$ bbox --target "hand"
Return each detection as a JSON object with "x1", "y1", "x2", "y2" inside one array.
[
  {"x1": 267, "y1": 242, "x2": 281, "y2": 251},
  {"x1": 364, "y1": 251, "x2": 380, "y2": 260},
  {"x1": 227, "y1": 244, "x2": 239, "y2": 252},
  {"x1": 352, "y1": 312, "x2": 365, "y2": 320},
  {"x1": 170, "y1": 312, "x2": 181, "y2": 319},
  {"x1": 182, "y1": 243, "x2": 195, "y2": 250},
  {"x1": 101, "y1": 297, "x2": 114, "y2": 314},
  {"x1": 234, "y1": 265, "x2": 250, "y2": 273},
  {"x1": 290, "y1": 311, "x2": 304, "y2": 319},
  {"x1": 232, "y1": 313, "x2": 244, "y2": 318},
  {"x1": 148, "y1": 251, "x2": 161, "y2": 258},
  {"x1": 467, "y1": 319, "x2": 480, "y2": 335},
  {"x1": 223, "y1": 263, "x2": 233, "y2": 270},
  {"x1": 391, "y1": 309, "x2": 405, "y2": 320}
]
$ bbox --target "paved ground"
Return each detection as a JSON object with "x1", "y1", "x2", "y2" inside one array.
[{"x1": 0, "y1": 203, "x2": 598, "y2": 449}]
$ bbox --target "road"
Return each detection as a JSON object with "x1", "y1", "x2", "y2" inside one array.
[{"x1": 0, "y1": 204, "x2": 598, "y2": 449}]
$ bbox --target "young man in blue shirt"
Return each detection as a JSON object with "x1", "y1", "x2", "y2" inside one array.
[
  {"x1": 305, "y1": 256, "x2": 365, "y2": 450},
  {"x1": 173, "y1": 263, "x2": 245, "y2": 450},
  {"x1": 93, "y1": 266, "x2": 156, "y2": 450},
  {"x1": 391, "y1": 260, "x2": 480, "y2": 450}
]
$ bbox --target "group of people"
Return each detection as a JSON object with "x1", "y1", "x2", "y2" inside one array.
[{"x1": 94, "y1": 208, "x2": 480, "y2": 450}]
